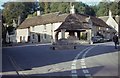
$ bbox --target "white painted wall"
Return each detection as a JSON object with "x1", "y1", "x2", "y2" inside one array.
[
  {"x1": 16, "y1": 28, "x2": 29, "y2": 43},
  {"x1": 52, "y1": 22, "x2": 62, "y2": 40},
  {"x1": 106, "y1": 17, "x2": 118, "y2": 32},
  {"x1": 16, "y1": 22, "x2": 70, "y2": 43}
]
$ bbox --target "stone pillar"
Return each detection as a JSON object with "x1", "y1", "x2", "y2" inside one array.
[
  {"x1": 61, "y1": 29, "x2": 66, "y2": 39},
  {"x1": 77, "y1": 32, "x2": 80, "y2": 40},
  {"x1": 55, "y1": 31, "x2": 59, "y2": 42},
  {"x1": 69, "y1": 31, "x2": 75, "y2": 36},
  {"x1": 87, "y1": 29, "x2": 93, "y2": 44}
]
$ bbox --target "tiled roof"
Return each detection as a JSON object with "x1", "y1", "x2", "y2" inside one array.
[
  {"x1": 115, "y1": 16, "x2": 120, "y2": 24},
  {"x1": 18, "y1": 12, "x2": 110, "y2": 31},
  {"x1": 99, "y1": 15, "x2": 120, "y2": 24},
  {"x1": 18, "y1": 12, "x2": 69, "y2": 29},
  {"x1": 55, "y1": 13, "x2": 110, "y2": 31},
  {"x1": 98, "y1": 16, "x2": 109, "y2": 22}
]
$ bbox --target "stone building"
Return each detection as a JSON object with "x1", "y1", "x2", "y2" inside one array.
[{"x1": 16, "y1": 5, "x2": 115, "y2": 44}]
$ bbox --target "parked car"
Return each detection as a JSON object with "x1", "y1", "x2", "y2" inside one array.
[
  {"x1": 92, "y1": 36, "x2": 104, "y2": 43},
  {"x1": 103, "y1": 38, "x2": 111, "y2": 42}
]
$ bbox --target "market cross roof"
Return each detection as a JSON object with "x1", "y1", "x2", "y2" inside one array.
[{"x1": 55, "y1": 13, "x2": 110, "y2": 31}]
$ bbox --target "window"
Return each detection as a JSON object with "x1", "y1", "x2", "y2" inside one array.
[
  {"x1": 32, "y1": 26, "x2": 34, "y2": 31},
  {"x1": 44, "y1": 25, "x2": 46, "y2": 30},
  {"x1": 20, "y1": 36, "x2": 22, "y2": 42},
  {"x1": 44, "y1": 34, "x2": 46, "y2": 39},
  {"x1": 33, "y1": 34, "x2": 35, "y2": 39}
]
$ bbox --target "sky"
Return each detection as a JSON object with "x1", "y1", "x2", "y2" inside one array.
[{"x1": 0, "y1": 0, "x2": 116, "y2": 9}]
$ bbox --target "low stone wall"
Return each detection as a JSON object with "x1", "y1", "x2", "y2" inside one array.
[{"x1": 50, "y1": 39, "x2": 89, "y2": 50}]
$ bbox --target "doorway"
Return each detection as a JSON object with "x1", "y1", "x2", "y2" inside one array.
[{"x1": 38, "y1": 34, "x2": 40, "y2": 42}]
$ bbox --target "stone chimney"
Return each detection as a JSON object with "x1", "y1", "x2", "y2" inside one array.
[
  {"x1": 18, "y1": 15, "x2": 21, "y2": 26},
  {"x1": 70, "y1": 3, "x2": 75, "y2": 14},
  {"x1": 36, "y1": 0, "x2": 41, "y2": 16},
  {"x1": 13, "y1": 19, "x2": 17, "y2": 28},
  {"x1": 109, "y1": 10, "x2": 112, "y2": 17},
  {"x1": 37, "y1": 10, "x2": 41, "y2": 16}
]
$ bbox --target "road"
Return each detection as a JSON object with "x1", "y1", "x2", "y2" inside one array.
[{"x1": 1, "y1": 42, "x2": 120, "y2": 78}]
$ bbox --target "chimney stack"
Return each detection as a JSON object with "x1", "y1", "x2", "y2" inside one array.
[{"x1": 70, "y1": 2, "x2": 75, "y2": 14}]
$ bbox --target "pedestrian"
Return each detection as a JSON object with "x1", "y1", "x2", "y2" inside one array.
[{"x1": 113, "y1": 33, "x2": 119, "y2": 49}]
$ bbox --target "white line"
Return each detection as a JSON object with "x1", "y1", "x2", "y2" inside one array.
[
  {"x1": 81, "y1": 66, "x2": 87, "y2": 69},
  {"x1": 81, "y1": 46, "x2": 96, "y2": 77},
  {"x1": 82, "y1": 46, "x2": 95, "y2": 58},
  {"x1": 83, "y1": 69, "x2": 89, "y2": 74},
  {"x1": 81, "y1": 59, "x2": 85, "y2": 63},
  {"x1": 81, "y1": 59, "x2": 85, "y2": 61},
  {"x1": 72, "y1": 63, "x2": 76, "y2": 66},
  {"x1": 71, "y1": 66, "x2": 76, "y2": 69},
  {"x1": 81, "y1": 62, "x2": 86, "y2": 66},
  {"x1": 71, "y1": 70, "x2": 77, "y2": 74},
  {"x1": 72, "y1": 74, "x2": 78, "y2": 76},
  {"x1": 71, "y1": 46, "x2": 94, "y2": 77},
  {"x1": 73, "y1": 60, "x2": 77, "y2": 63},
  {"x1": 85, "y1": 74, "x2": 91, "y2": 76}
]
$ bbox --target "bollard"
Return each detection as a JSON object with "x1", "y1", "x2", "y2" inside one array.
[
  {"x1": 52, "y1": 47, "x2": 55, "y2": 50},
  {"x1": 74, "y1": 46, "x2": 76, "y2": 49}
]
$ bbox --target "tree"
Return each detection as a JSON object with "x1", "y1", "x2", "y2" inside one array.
[
  {"x1": 73, "y1": 2, "x2": 96, "y2": 16},
  {"x1": 58, "y1": 2, "x2": 70, "y2": 13},
  {"x1": 109, "y1": 2, "x2": 118, "y2": 16},
  {"x1": 50, "y1": 2, "x2": 59, "y2": 12},
  {"x1": 2, "y1": 2, "x2": 36, "y2": 26},
  {"x1": 96, "y1": 2, "x2": 118, "y2": 16},
  {"x1": 44, "y1": 2, "x2": 50, "y2": 14},
  {"x1": 38, "y1": 2, "x2": 95, "y2": 15},
  {"x1": 96, "y1": 2, "x2": 109, "y2": 16}
]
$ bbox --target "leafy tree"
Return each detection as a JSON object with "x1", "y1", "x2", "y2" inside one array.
[
  {"x1": 118, "y1": 1, "x2": 120, "y2": 15},
  {"x1": 44, "y1": 2, "x2": 50, "y2": 14},
  {"x1": 58, "y1": 2, "x2": 70, "y2": 13},
  {"x1": 50, "y1": 2, "x2": 59, "y2": 12},
  {"x1": 96, "y1": 2, "x2": 109, "y2": 16},
  {"x1": 96, "y1": 2, "x2": 118, "y2": 16},
  {"x1": 109, "y1": 2, "x2": 118, "y2": 16},
  {"x1": 73, "y1": 2, "x2": 96, "y2": 16},
  {"x1": 2, "y1": 2, "x2": 36, "y2": 26},
  {"x1": 38, "y1": 2, "x2": 95, "y2": 15}
]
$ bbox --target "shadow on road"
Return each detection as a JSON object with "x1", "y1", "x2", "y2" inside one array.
[{"x1": 2, "y1": 43, "x2": 120, "y2": 77}]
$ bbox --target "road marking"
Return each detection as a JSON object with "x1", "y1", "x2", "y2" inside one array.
[
  {"x1": 85, "y1": 74, "x2": 91, "y2": 76},
  {"x1": 71, "y1": 66, "x2": 76, "y2": 69},
  {"x1": 71, "y1": 70, "x2": 77, "y2": 73},
  {"x1": 81, "y1": 46, "x2": 96, "y2": 77},
  {"x1": 71, "y1": 47, "x2": 91, "y2": 78},
  {"x1": 83, "y1": 69, "x2": 89, "y2": 74},
  {"x1": 81, "y1": 62, "x2": 86, "y2": 66},
  {"x1": 72, "y1": 63, "x2": 76, "y2": 66},
  {"x1": 71, "y1": 45, "x2": 96, "y2": 78},
  {"x1": 81, "y1": 66, "x2": 87, "y2": 69},
  {"x1": 73, "y1": 60, "x2": 77, "y2": 63}
]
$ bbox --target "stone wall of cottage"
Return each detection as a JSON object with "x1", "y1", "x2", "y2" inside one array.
[
  {"x1": 16, "y1": 28, "x2": 29, "y2": 43},
  {"x1": 106, "y1": 16, "x2": 118, "y2": 33},
  {"x1": 16, "y1": 22, "x2": 70, "y2": 43}
]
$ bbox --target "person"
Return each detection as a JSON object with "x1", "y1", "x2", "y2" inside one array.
[{"x1": 113, "y1": 33, "x2": 119, "y2": 49}]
